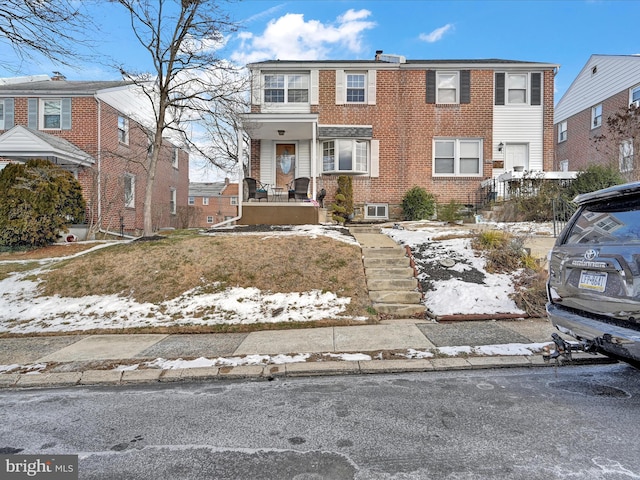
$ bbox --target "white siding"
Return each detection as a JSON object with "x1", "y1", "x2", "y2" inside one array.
[
  {"x1": 297, "y1": 140, "x2": 311, "y2": 177},
  {"x1": 493, "y1": 105, "x2": 544, "y2": 173},
  {"x1": 555, "y1": 55, "x2": 640, "y2": 122},
  {"x1": 259, "y1": 142, "x2": 275, "y2": 185}
]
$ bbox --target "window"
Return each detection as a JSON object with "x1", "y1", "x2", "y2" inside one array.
[
  {"x1": 631, "y1": 85, "x2": 640, "y2": 108},
  {"x1": 42, "y1": 99, "x2": 62, "y2": 129},
  {"x1": 207, "y1": 216, "x2": 214, "y2": 223},
  {"x1": 558, "y1": 121, "x2": 567, "y2": 142},
  {"x1": 620, "y1": 139, "x2": 634, "y2": 173},
  {"x1": 172, "y1": 147, "x2": 179, "y2": 168},
  {"x1": 507, "y1": 74, "x2": 527, "y2": 104},
  {"x1": 433, "y1": 139, "x2": 482, "y2": 176},
  {"x1": 322, "y1": 139, "x2": 368, "y2": 174},
  {"x1": 592, "y1": 104, "x2": 602, "y2": 129},
  {"x1": 188, "y1": 196, "x2": 195, "y2": 205},
  {"x1": 170, "y1": 188, "x2": 177, "y2": 215},
  {"x1": 118, "y1": 116, "x2": 129, "y2": 144},
  {"x1": 346, "y1": 73, "x2": 366, "y2": 103},
  {"x1": 559, "y1": 160, "x2": 569, "y2": 172},
  {"x1": 264, "y1": 73, "x2": 309, "y2": 103},
  {"x1": 124, "y1": 174, "x2": 135, "y2": 208},
  {"x1": 230, "y1": 196, "x2": 238, "y2": 205},
  {"x1": 365, "y1": 204, "x2": 388, "y2": 220},
  {"x1": 437, "y1": 71, "x2": 458, "y2": 103},
  {"x1": 203, "y1": 197, "x2": 209, "y2": 206}
]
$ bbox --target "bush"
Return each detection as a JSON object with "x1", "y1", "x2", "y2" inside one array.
[
  {"x1": 437, "y1": 200, "x2": 464, "y2": 223},
  {"x1": 564, "y1": 164, "x2": 625, "y2": 200},
  {"x1": 401, "y1": 186, "x2": 436, "y2": 221},
  {"x1": 0, "y1": 159, "x2": 86, "y2": 247},
  {"x1": 330, "y1": 176, "x2": 353, "y2": 224}
]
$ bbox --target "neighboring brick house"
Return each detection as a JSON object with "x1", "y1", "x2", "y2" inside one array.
[
  {"x1": 242, "y1": 51, "x2": 558, "y2": 220},
  {"x1": 188, "y1": 179, "x2": 238, "y2": 227},
  {"x1": 0, "y1": 74, "x2": 189, "y2": 236},
  {"x1": 554, "y1": 55, "x2": 640, "y2": 178}
]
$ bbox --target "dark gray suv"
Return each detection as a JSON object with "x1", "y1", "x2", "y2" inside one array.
[{"x1": 547, "y1": 181, "x2": 640, "y2": 367}]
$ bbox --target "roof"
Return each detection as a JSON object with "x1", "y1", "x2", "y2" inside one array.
[
  {"x1": 248, "y1": 58, "x2": 559, "y2": 70},
  {"x1": 555, "y1": 54, "x2": 640, "y2": 123},
  {"x1": 0, "y1": 78, "x2": 133, "y2": 96},
  {"x1": 574, "y1": 181, "x2": 640, "y2": 205},
  {"x1": 189, "y1": 182, "x2": 238, "y2": 197}
]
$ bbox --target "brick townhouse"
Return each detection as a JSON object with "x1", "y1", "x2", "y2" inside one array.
[
  {"x1": 554, "y1": 54, "x2": 640, "y2": 178},
  {"x1": 188, "y1": 179, "x2": 239, "y2": 227},
  {"x1": 242, "y1": 51, "x2": 557, "y2": 221},
  {"x1": 0, "y1": 74, "x2": 189, "y2": 236}
]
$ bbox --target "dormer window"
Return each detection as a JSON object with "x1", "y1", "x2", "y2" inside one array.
[{"x1": 264, "y1": 73, "x2": 309, "y2": 104}]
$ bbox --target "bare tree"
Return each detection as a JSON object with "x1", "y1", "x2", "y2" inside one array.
[
  {"x1": 0, "y1": 0, "x2": 94, "y2": 70},
  {"x1": 113, "y1": 0, "x2": 240, "y2": 237},
  {"x1": 594, "y1": 105, "x2": 640, "y2": 182}
]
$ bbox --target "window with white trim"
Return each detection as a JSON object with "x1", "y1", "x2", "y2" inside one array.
[
  {"x1": 591, "y1": 104, "x2": 602, "y2": 129},
  {"x1": 172, "y1": 147, "x2": 179, "y2": 168},
  {"x1": 559, "y1": 160, "x2": 569, "y2": 172},
  {"x1": 558, "y1": 121, "x2": 567, "y2": 143},
  {"x1": 170, "y1": 188, "x2": 177, "y2": 215},
  {"x1": 322, "y1": 139, "x2": 368, "y2": 174},
  {"x1": 207, "y1": 216, "x2": 214, "y2": 223},
  {"x1": 630, "y1": 85, "x2": 640, "y2": 108},
  {"x1": 203, "y1": 197, "x2": 209, "y2": 206},
  {"x1": 124, "y1": 174, "x2": 135, "y2": 208},
  {"x1": 507, "y1": 73, "x2": 527, "y2": 104},
  {"x1": 437, "y1": 71, "x2": 459, "y2": 104},
  {"x1": 41, "y1": 99, "x2": 62, "y2": 129},
  {"x1": 230, "y1": 196, "x2": 238, "y2": 205},
  {"x1": 118, "y1": 115, "x2": 129, "y2": 144},
  {"x1": 188, "y1": 196, "x2": 195, "y2": 205},
  {"x1": 346, "y1": 73, "x2": 366, "y2": 103},
  {"x1": 365, "y1": 204, "x2": 388, "y2": 220},
  {"x1": 620, "y1": 139, "x2": 634, "y2": 173},
  {"x1": 264, "y1": 73, "x2": 309, "y2": 103},
  {"x1": 433, "y1": 139, "x2": 482, "y2": 176}
]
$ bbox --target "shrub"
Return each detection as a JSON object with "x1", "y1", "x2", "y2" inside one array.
[
  {"x1": 564, "y1": 164, "x2": 625, "y2": 200},
  {"x1": 401, "y1": 186, "x2": 436, "y2": 221},
  {"x1": 437, "y1": 200, "x2": 464, "y2": 223},
  {"x1": 331, "y1": 176, "x2": 353, "y2": 224},
  {"x1": 0, "y1": 159, "x2": 86, "y2": 247}
]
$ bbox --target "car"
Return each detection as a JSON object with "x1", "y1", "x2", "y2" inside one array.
[{"x1": 546, "y1": 181, "x2": 640, "y2": 367}]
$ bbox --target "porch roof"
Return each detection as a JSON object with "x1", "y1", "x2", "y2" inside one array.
[
  {"x1": 242, "y1": 113, "x2": 318, "y2": 141},
  {"x1": 0, "y1": 125, "x2": 95, "y2": 167}
]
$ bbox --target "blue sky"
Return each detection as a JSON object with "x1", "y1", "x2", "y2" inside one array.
[{"x1": 1, "y1": 0, "x2": 637, "y2": 102}]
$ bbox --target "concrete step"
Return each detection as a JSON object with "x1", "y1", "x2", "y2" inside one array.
[
  {"x1": 361, "y1": 248, "x2": 407, "y2": 258},
  {"x1": 374, "y1": 303, "x2": 426, "y2": 317},
  {"x1": 365, "y1": 267, "x2": 416, "y2": 279},
  {"x1": 369, "y1": 290, "x2": 422, "y2": 304},
  {"x1": 367, "y1": 278, "x2": 418, "y2": 291},
  {"x1": 363, "y1": 257, "x2": 411, "y2": 268}
]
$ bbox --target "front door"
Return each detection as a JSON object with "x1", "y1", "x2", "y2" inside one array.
[
  {"x1": 505, "y1": 143, "x2": 528, "y2": 171},
  {"x1": 276, "y1": 143, "x2": 296, "y2": 190}
]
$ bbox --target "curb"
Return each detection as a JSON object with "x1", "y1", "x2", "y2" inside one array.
[{"x1": 0, "y1": 353, "x2": 616, "y2": 389}]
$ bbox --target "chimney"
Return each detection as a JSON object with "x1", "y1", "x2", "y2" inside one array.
[
  {"x1": 51, "y1": 71, "x2": 66, "y2": 81},
  {"x1": 375, "y1": 50, "x2": 383, "y2": 61},
  {"x1": 224, "y1": 177, "x2": 230, "y2": 185}
]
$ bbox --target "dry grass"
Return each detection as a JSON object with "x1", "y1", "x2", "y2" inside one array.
[{"x1": 22, "y1": 232, "x2": 373, "y2": 320}]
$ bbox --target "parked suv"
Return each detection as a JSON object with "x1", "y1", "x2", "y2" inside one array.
[{"x1": 547, "y1": 181, "x2": 640, "y2": 367}]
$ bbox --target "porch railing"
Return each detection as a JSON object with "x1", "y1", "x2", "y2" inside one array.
[{"x1": 551, "y1": 197, "x2": 577, "y2": 237}]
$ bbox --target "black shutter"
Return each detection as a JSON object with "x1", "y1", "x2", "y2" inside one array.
[
  {"x1": 460, "y1": 70, "x2": 470, "y2": 104},
  {"x1": 495, "y1": 72, "x2": 505, "y2": 105},
  {"x1": 426, "y1": 70, "x2": 436, "y2": 104},
  {"x1": 531, "y1": 72, "x2": 541, "y2": 105}
]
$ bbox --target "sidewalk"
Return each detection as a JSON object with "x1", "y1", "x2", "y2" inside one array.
[{"x1": 0, "y1": 318, "x2": 614, "y2": 389}]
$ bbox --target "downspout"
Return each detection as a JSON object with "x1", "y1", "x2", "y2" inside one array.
[
  {"x1": 210, "y1": 122, "x2": 244, "y2": 228},
  {"x1": 311, "y1": 120, "x2": 317, "y2": 199},
  {"x1": 94, "y1": 94, "x2": 102, "y2": 226}
]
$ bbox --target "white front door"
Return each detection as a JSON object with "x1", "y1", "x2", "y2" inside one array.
[{"x1": 505, "y1": 143, "x2": 528, "y2": 171}]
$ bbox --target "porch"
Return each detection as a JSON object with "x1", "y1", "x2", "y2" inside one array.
[{"x1": 239, "y1": 200, "x2": 328, "y2": 225}]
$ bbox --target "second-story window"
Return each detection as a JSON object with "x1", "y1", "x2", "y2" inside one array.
[
  {"x1": 118, "y1": 115, "x2": 129, "y2": 144},
  {"x1": 558, "y1": 121, "x2": 567, "y2": 143},
  {"x1": 592, "y1": 104, "x2": 602, "y2": 129},
  {"x1": 42, "y1": 99, "x2": 62, "y2": 129},
  {"x1": 437, "y1": 72, "x2": 458, "y2": 103},
  {"x1": 507, "y1": 74, "x2": 527, "y2": 104},
  {"x1": 631, "y1": 85, "x2": 640, "y2": 108},
  {"x1": 172, "y1": 147, "x2": 179, "y2": 168},
  {"x1": 346, "y1": 73, "x2": 366, "y2": 103},
  {"x1": 188, "y1": 196, "x2": 195, "y2": 205},
  {"x1": 0, "y1": 101, "x2": 4, "y2": 130},
  {"x1": 264, "y1": 73, "x2": 309, "y2": 103},
  {"x1": 203, "y1": 197, "x2": 209, "y2": 206}
]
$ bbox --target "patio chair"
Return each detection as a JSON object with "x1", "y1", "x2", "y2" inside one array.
[
  {"x1": 244, "y1": 177, "x2": 268, "y2": 201},
  {"x1": 287, "y1": 177, "x2": 310, "y2": 201}
]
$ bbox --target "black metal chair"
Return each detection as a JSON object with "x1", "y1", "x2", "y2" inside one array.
[
  {"x1": 244, "y1": 177, "x2": 268, "y2": 201},
  {"x1": 287, "y1": 177, "x2": 310, "y2": 201}
]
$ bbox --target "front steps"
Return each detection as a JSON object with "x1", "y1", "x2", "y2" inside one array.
[{"x1": 349, "y1": 225, "x2": 425, "y2": 318}]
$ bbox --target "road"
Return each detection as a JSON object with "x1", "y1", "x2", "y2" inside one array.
[{"x1": 1, "y1": 364, "x2": 639, "y2": 479}]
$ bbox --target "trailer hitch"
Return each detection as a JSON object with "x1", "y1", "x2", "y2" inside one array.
[{"x1": 542, "y1": 333, "x2": 595, "y2": 364}]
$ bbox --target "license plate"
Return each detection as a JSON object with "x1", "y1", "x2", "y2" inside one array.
[{"x1": 578, "y1": 270, "x2": 608, "y2": 292}]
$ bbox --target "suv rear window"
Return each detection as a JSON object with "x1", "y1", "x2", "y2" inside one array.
[{"x1": 565, "y1": 197, "x2": 640, "y2": 245}]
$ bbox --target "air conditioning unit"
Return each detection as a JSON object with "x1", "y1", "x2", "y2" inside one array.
[
  {"x1": 630, "y1": 100, "x2": 640, "y2": 109},
  {"x1": 378, "y1": 54, "x2": 406, "y2": 64}
]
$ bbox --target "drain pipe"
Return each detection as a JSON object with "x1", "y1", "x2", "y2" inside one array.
[
  {"x1": 209, "y1": 123, "x2": 244, "y2": 228},
  {"x1": 94, "y1": 94, "x2": 102, "y2": 225}
]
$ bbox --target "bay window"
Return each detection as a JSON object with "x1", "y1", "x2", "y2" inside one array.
[
  {"x1": 433, "y1": 139, "x2": 482, "y2": 176},
  {"x1": 323, "y1": 139, "x2": 368, "y2": 174}
]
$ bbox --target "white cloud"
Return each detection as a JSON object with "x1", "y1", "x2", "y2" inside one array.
[
  {"x1": 231, "y1": 9, "x2": 376, "y2": 64},
  {"x1": 419, "y1": 24, "x2": 453, "y2": 43}
]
